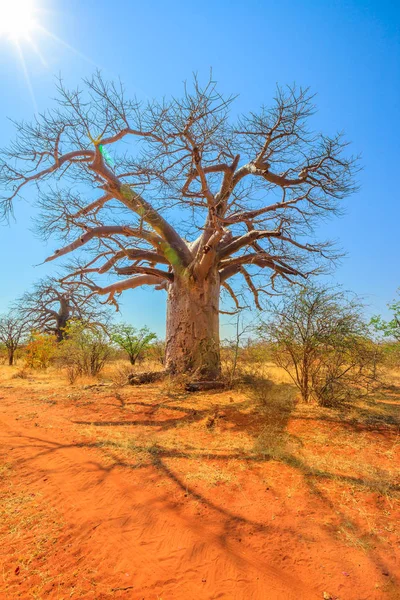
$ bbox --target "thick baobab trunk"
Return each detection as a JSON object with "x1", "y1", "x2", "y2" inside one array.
[{"x1": 165, "y1": 270, "x2": 221, "y2": 379}]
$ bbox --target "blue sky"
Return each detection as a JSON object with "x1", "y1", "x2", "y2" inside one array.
[{"x1": 0, "y1": 0, "x2": 399, "y2": 337}]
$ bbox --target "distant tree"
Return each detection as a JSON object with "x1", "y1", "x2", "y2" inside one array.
[
  {"x1": 15, "y1": 277, "x2": 110, "y2": 342},
  {"x1": 0, "y1": 313, "x2": 29, "y2": 365},
  {"x1": 259, "y1": 287, "x2": 377, "y2": 406},
  {"x1": 370, "y1": 290, "x2": 400, "y2": 342},
  {"x1": 111, "y1": 324, "x2": 156, "y2": 365},
  {"x1": 58, "y1": 321, "x2": 111, "y2": 378},
  {"x1": 0, "y1": 73, "x2": 358, "y2": 379},
  {"x1": 147, "y1": 338, "x2": 166, "y2": 366}
]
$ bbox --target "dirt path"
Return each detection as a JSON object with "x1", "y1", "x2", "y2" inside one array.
[{"x1": 0, "y1": 380, "x2": 399, "y2": 599}]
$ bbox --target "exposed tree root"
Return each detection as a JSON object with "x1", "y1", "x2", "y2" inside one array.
[
  {"x1": 127, "y1": 371, "x2": 166, "y2": 385},
  {"x1": 127, "y1": 372, "x2": 226, "y2": 391}
]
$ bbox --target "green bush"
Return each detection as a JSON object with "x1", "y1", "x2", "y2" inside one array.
[
  {"x1": 58, "y1": 321, "x2": 111, "y2": 379},
  {"x1": 110, "y1": 324, "x2": 156, "y2": 365}
]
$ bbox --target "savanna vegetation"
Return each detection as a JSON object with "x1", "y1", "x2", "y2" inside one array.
[{"x1": 0, "y1": 75, "x2": 399, "y2": 600}]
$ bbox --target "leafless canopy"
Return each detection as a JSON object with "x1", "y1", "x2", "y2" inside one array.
[
  {"x1": 0, "y1": 73, "x2": 358, "y2": 311},
  {"x1": 14, "y1": 276, "x2": 110, "y2": 340},
  {"x1": 0, "y1": 312, "x2": 29, "y2": 365}
]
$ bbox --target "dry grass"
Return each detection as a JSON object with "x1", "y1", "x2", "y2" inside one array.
[
  {"x1": 11, "y1": 367, "x2": 31, "y2": 379},
  {"x1": 0, "y1": 459, "x2": 65, "y2": 598},
  {"x1": 1, "y1": 358, "x2": 399, "y2": 567},
  {"x1": 58, "y1": 361, "x2": 400, "y2": 521}
]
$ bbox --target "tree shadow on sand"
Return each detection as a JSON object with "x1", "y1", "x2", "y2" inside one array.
[{"x1": 12, "y1": 375, "x2": 400, "y2": 587}]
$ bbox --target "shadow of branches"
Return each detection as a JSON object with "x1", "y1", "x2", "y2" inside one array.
[{"x1": 12, "y1": 374, "x2": 400, "y2": 587}]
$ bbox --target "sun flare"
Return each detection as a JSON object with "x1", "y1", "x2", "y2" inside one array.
[
  {"x1": 0, "y1": 0, "x2": 38, "y2": 41},
  {"x1": 0, "y1": 0, "x2": 94, "y2": 109}
]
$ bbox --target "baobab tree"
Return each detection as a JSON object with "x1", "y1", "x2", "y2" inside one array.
[
  {"x1": 15, "y1": 277, "x2": 110, "y2": 342},
  {"x1": 0, "y1": 73, "x2": 357, "y2": 379}
]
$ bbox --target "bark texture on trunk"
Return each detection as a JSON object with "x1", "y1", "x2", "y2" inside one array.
[
  {"x1": 55, "y1": 314, "x2": 69, "y2": 342},
  {"x1": 165, "y1": 270, "x2": 220, "y2": 379}
]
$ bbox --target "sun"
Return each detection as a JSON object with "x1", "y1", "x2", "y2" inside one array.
[
  {"x1": 0, "y1": 0, "x2": 38, "y2": 41},
  {"x1": 0, "y1": 0, "x2": 94, "y2": 109}
]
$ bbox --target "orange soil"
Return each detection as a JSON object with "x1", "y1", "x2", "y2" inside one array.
[{"x1": 0, "y1": 371, "x2": 399, "y2": 600}]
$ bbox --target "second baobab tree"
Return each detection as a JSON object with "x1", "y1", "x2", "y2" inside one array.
[
  {"x1": 15, "y1": 277, "x2": 110, "y2": 342},
  {"x1": 0, "y1": 74, "x2": 358, "y2": 379}
]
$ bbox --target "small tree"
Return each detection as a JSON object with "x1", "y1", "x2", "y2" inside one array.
[
  {"x1": 58, "y1": 321, "x2": 111, "y2": 378},
  {"x1": 371, "y1": 290, "x2": 400, "y2": 342},
  {"x1": 260, "y1": 287, "x2": 377, "y2": 406},
  {"x1": 111, "y1": 324, "x2": 156, "y2": 365},
  {"x1": 370, "y1": 290, "x2": 400, "y2": 368},
  {"x1": 0, "y1": 313, "x2": 29, "y2": 365}
]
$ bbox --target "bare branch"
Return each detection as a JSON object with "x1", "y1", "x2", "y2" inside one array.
[
  {"x1": 44, "y1": 226, "x2": 165, "y2": 262},
  {"x1": 222, "y1": 281, "x2": 243, "y2": 310},
  {"x1": 0, "y1": 73, "x2": 358, "y2": 318},
  {"x1": 239, "y1": 267, "x2": 262, "y2": 310},
  {"x1": 218, "y1": 229, "x2": 282, "y2": 259},
  {"x1": 98, "y1": 249, "x2": 169, "y2": 273},
  {"x1": 115, "y1": 265, "x2": 173, "y2": 280},
  {"x1": 96, "y1": 275, "x2": 166, "y2": 296}
]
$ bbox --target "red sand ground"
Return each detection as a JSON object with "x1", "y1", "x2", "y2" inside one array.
[{"x1": 0, "y1": 371, "x2": 399, "y2": 599}]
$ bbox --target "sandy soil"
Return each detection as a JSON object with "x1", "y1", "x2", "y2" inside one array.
[{"x1": 0, "y1": 366, "x2": 399, "y2": 599}]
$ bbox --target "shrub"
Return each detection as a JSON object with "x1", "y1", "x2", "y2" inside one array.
[
  {"x1": 146, "y1": 338, "x2": 165, "y2": 366},
  {"x1": 259, "y1": 287, "x2": 379, "y2": 406},
  {"x1": 380, "y1": 342, "x2": 400, "y2": 368},
  {"x1": 58, "y1": 321, "x2": 111, "y2": 378},
  {"x1": 370, "y1": 289, "x2": 400, "y2": 342},
  {"x1": 240, "y1": 340, "x2": 273, "y2": 364},
  {"x1": 12, "y1": 367, "x2": 30, "y2": 379},
  {"x1": 24, "y1": 332, "x2": 57, "y2": 369},
  {"x1": 0, "y1": 343, "x2": 8, "y2": 365},
  {"x1": 370, "y1": 291, "x2": 400, "y2": 368}
]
